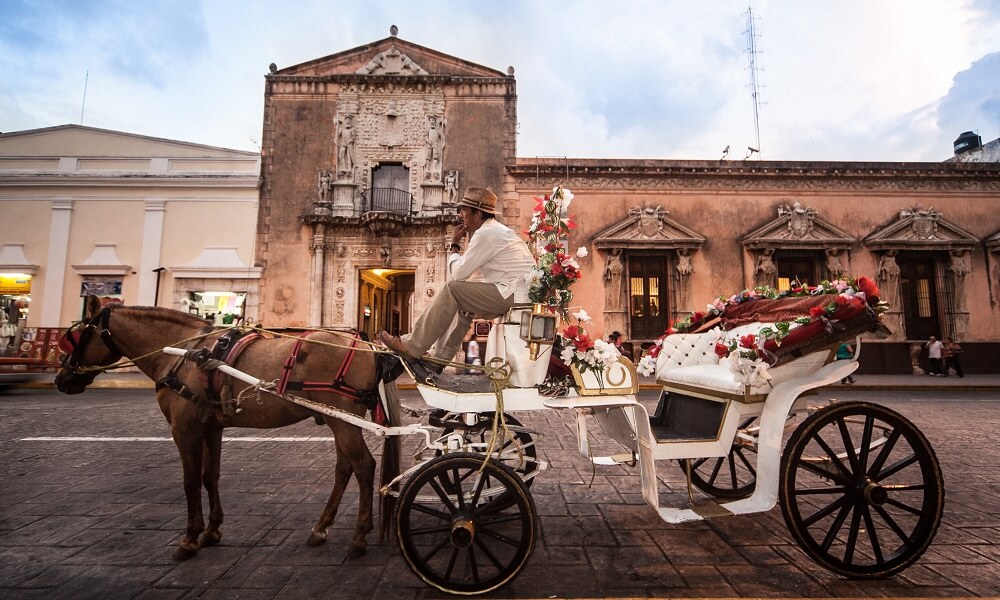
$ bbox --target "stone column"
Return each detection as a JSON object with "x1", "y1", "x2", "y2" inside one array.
[{"x1": 308, "y1": 224, "x2": 326, "y2": 327}]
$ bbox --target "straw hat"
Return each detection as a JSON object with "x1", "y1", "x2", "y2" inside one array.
[{"x1": 457, "y1": 187, "x2": 498, "y2": 215}]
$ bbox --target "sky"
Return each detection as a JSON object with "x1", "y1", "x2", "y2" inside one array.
[{"x1": 2, "y1": 0, "x2": 999, "y2": 162}]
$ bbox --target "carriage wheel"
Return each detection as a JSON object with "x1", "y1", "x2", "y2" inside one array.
[
  {"x1": 779, "y1": 401, "x2": 943, "y2": 578},
  {"x1": 397, "y1": 453, "x2": 537, "y2": 595},
  {"x1": 679, "y1": 415, "x2": 759, "y2": 499},
  {"x1": 438, "y1": 414, "x2": 538, "y2": 511}
]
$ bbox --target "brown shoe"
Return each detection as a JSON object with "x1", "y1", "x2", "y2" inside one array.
[{"x1": 379, "y1": 331, "x2": 416, "y2": 359}]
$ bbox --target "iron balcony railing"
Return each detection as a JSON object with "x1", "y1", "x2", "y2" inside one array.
[{"x1": 361, "y1": 187, "x2": 414, "y2": 216}]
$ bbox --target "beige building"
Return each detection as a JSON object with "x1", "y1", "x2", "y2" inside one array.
[{"x1": 0, "y1": 125, "x2": 260, "y2": 360}]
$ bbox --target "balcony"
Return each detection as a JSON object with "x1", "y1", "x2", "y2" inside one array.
[{"x1": 361, "y1": 187, "x2": 413, "y2": 216}]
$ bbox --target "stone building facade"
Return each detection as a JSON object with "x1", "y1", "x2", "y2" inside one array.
[
  {"x1": 255, "y1": 34, "x2": 515, "y2": 338},
  {"x1": 256, "y1": 32, "x2": 1000, "y2": 372}
]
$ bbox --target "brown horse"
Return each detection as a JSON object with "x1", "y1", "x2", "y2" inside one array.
[{"x1": 55, "y1": 296, "x2": 401, "y2": 561}]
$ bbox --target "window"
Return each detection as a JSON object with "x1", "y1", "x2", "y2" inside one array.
[
  {"x1": 898, "y1": 253, "x2": 941, "y2": 339},
  {"x1": 368, "y1": 163, "x2": 411, "y2": 213},
  {"x1": 775, "y1": 252, "x2": 822, "y2": 291},
  {"x1": 628, "y1": 256, "x2": 670, "y2": 340}
]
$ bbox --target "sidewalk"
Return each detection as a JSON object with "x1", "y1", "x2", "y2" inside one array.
[{"x1": 15, "y1": 370, "x2": 1000, "y2": 392}]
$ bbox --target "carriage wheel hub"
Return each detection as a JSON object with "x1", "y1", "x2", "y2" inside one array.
[
  {"x1": 863, "y1": 481, "x2": 888, "y2": 506},
  {"x1": 450, "y1": 517, "x2": 476, "y2": 547}
]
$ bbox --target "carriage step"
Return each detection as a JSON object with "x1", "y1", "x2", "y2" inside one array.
[{"x1": 690, "y1": 500, "x2": 735, "y2": 519}]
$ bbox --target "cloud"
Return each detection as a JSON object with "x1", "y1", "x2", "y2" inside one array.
[{"x1": 929, "y1": 51, "x2": 1000, "y2": 158}]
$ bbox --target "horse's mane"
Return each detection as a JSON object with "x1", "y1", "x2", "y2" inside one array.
[{"x1": 112, "y1": 304, "x2": 213, "y2": 329}]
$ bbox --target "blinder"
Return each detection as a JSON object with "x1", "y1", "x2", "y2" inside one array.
[{"x1": 58, "y1": 306, "x2": 124, "y2": 372}]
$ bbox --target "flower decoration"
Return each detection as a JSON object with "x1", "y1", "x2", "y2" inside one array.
[
  {"x1": 525, "y1": 186, "x2": 585, "y2": 313},
  {"x1": 558, "y1": 309, "x2": 621, "y2": 378},
  {"x1": 635, "y1": 276, "x2": 885, "y2": 379}
]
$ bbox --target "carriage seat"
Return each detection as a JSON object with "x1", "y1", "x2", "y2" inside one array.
[{"x1": 654, "y1": 322, "x2": 834, "y2": 402}]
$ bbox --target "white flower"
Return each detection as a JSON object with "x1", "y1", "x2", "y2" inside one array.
[
  {"x1": 572, "y1": 308, "x2": 591, "y2": 322},
  {"x1": 636, "y1": 354, "x2": 656, "y2": 377},
  {"x1": 576, "y1": 246, "x2": 588, "y2": 258},
  {"x1": 525, "y1": 268, "x2": 544, "y2": 287},
  {"x1": 560, "y1": 346, "x2": 575, "y2": 365}
]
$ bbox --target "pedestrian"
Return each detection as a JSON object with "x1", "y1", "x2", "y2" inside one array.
[
  {"x1": 836, "y1": 342, "x2": 856, "y2": 384},
  {"x1": 925, "y1": 336, "x2": 944, "y2": 376},
  {"x1": 379, "y1": 187, "x2": 536, "y2": 372},
  {"x1": 943, "y1": 337, "x2": 964, "y2": 378},
  {"x1": 465, "y1": 337, "x2": 480, "y2": 374},
  {"x1": 608, "y1": 331, "x2": 633, "y2": 361}
]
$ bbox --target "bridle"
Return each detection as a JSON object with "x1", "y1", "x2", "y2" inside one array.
[{"x1": 58, "y1": 306, "x2": 124, "y2": 373}]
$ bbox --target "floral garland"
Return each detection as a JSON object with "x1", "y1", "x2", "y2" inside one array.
[
  {"x1": 558, "y1": 309, "x2": 621, "y2": 377},
  {"x1": 525, "y1": 186, "x2": 587, "y2": 313},
  {"x1": 636, "y1": 276, "x2": 882, "y2": 377}
]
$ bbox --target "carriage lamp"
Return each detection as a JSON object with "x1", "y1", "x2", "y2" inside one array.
[{"x1": 520, "y1": 304, "x2": 558, "y2": 361}]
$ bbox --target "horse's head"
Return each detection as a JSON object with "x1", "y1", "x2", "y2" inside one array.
[{"x1": 55, "y1": 296, "x2": 124, "y2": 394}]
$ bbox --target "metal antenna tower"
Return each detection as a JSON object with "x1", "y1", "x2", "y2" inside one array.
[{"x1": 743, "y1": 4, "x2": 763, "y2": 158}]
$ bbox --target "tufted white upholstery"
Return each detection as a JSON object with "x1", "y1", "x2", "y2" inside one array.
[{"x1": 654, "y1": 321, "x2": 830, "y2": 400}]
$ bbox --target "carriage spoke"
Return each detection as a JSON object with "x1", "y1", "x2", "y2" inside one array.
[
  {"x1": 819, "y1": 501, "x2": 852, "y2": 551},
  {"x1": 474, "y1": 535, "x2": 507, "y2": 571},
  {"x1": 410, "y1": 502, "x2": 452, "y2": 521},
  {"x1": 861, "y1": 503, "x2": 885, "y2": 564},
  {"x1": 867, "y1": 428, "x2": 901, "y2": 478},
  {"x1": 428, "y1": 478, "x2": 458, "y2": 513},
  {"x1": 407, "y1": 523, "x2": 453, "y2": 536},
  {"x1": 857, "y1": 415, "x2": 875, "y2": 471},
  {"x1": 875, "y1": 452, "x2": 920, "y2": 481},
  {"x1": 735, "y1": 446, "x2": 757, "y2": 475},
  {"x1": 726, "y1": 453, "x2": 739, "y2": 488},
  {"x1": 478, "y1": 525, "x2": 524, "y2": 548},
  {"x1": 836, "y1": 418, "x2": 860, "y2": 473},
  {"x1": 423, "y1": 536, "x2": 453, "y2": 565},
  {"x1": 804, "y1": 493, "x2": 851, "y2": 528},
  {"x1": 843, "y1": 502, "x2": 863, "y2": 564},
  {"x1": 452, "y1": 467, "x2": 467, "y2": 511},
  {"x1": 470, "y1": 469, "x2": 489, "y2": 507},
  {"x1": 467, "y1": 547, "x2": 480, "y2": 583},
  {"x1": 811, "y1": 435, "x2": 853, "y2": 482},
  {"x1": 793, "y1": 485, "x2": 847, "y2": 497},
  {"x1": 874, "y1": 504, "x2": 914, "y2": 545},
  {"x1": 797, "y1": 458, "x2": 851, "y2": 485},
  {"x1": 443, "y1": 546, "x2": 460, "y2": 580},
  {"x1": 885, "y1": 495, "x2": 927, "y2": 517},
  {"x1": 477, "y1": 512, "x2": 526, "y2": 527}
]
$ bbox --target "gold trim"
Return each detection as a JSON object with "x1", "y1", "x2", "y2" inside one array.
[
  {"x1": 571, "y1": 357, "x2": 639, "y2": 396},
  {"x1": 662, "y1": 380, "x2": 769, "y2": 404}
]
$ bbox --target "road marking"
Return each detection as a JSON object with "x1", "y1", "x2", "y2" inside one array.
[{"x1": 21, "y1": 436, "x2": 336, "y2": 442}]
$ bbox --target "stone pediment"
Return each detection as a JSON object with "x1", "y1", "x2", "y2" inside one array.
[
  {"x1": 592, "y1": 204, "x2": 705, "y2": 250},
  {"x1": 274, "y1": 36, "x2": 508, "y2": 79},
  {"x1": 986, "y1": 229, "x2": 1000, "y2": 252},
  {"x1": 863, "y1": 207, "x2": 979, "y2": 251},
  {"x1": 741, "y1": 201, "x2": 854, "y2": 250}
]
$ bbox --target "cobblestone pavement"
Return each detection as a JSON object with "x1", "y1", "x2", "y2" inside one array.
[{"x1": 1, "y1": 387, "x2": 998, "y2": 599}]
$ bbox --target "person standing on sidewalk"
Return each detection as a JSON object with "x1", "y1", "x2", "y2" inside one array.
[
  {"x1": 379, "y1": 187, "x2": 535, "y2": 371},
  {"x1": 837, "y1": 342, "x2": 856, "y2": 384},
  {"x1": 943, "y1": 337, "x2": 964, "y2": 378},
  {"x1": 925, "y1": 336, "x2": 944, "y2": 376}
]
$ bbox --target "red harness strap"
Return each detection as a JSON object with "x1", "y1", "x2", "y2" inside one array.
[{"x1": 277, "y1": 331, "x2": 363, "y2": 402}]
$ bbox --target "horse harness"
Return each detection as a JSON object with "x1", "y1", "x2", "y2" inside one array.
[
  {"x1": 58, "y1": 306, "x2": 124, "y2": 371},
  {"x1": 156, "y1": 328, "x2": 378, "y2": 423}
]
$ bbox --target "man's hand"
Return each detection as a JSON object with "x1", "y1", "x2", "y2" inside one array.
[{"x1": 452, "y1": 224, "x2": 467, "y2": 245}]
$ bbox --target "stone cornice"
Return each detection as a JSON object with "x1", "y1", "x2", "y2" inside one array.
[
  {"x1": 508, "y1": 161, "x2": 1000, "y2": 192},
  {"x1": 301, "y1": 213, "x2": 459, "y2": 227},
  {"x1": 0, "y1": 174, "x2": 261, "y2": 189}
]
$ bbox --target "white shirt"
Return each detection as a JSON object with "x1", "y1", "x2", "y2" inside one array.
[
  {"x1": 447, "y1": 218, "x2": 535, "y2": 299},
  {"x1": 927, "y1": 340, "x2": 943, "y2": 359}
]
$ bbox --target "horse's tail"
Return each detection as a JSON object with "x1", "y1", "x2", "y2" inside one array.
[{"x1": 378, "y1": 379, "x2": 402, "y2": 541}]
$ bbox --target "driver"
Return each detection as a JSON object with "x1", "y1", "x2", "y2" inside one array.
[{"x1": 379, "y1": 187, "x2": 535, "y2": 371}]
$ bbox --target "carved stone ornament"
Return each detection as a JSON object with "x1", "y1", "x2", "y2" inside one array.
[
  {"x1": 356, "y1": 47, "x2": 428, "y2": 75},
  {"x1": 901, "y1": 207, "x2": 942, "y2": 240},
  {"x1": 629, "y1": 204, "x2": 667, "y2": 238},
  {"x1": 778, "y1": 201, "x2": 817, "y2": 238}
]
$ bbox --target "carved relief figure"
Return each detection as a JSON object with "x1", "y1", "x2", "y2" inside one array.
[
  {"x1": 754, "y1": 249, "x2": 776, "y2": 288},
  {"x1": 444, "y1": 170, "x2": 459, "y2": 204},
  {"x1": 273, "y1": 286, "x2": 295, "y2": 316},
  {"x1": 603, "y1": 249, "x2": 624, "y2": 311},
  {"x1": 949, "y1": 250, "x2": 970, "y2": 310},
  {"x1": 336, "y1": 115, "x2": 356, "y2": 179},
  {"x1": 676, "y1": 249, "x2": 693, "y2": 310},
  {"x1": 877, "y1": 251, "x2": 901, "y2": 307},
  {"x1": 424, "y1": 115, "x2": 446, "y2": 181},
  {"x1": 318, "y1": 169, "x2": 332, "y2": 202},
  {"x1": 825, "y1": 248, "x2": 845, "y2": 279}
]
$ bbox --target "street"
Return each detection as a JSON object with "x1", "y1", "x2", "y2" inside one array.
[{"x1": 2, "y1": 386, "x2": 999, "y2": 599}]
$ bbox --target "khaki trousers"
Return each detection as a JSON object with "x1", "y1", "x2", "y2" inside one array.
[{"x1": 404, "y1": 280, "x2": 513, "y2": 361}]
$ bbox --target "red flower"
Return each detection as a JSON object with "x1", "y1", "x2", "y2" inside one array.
[
  {"x1": 835, "y1": 295, "x2": 850, "y2": 307},
  {"x1": 550, "y1": 262, "x2": 563, "y2": 276},
  {"x1": 692, "y1": 311, "x2": 705, "y2": 322},
  {"x1": 856, "y1": 276, "x2": 880, "y2": 302},
  {"x1": 573, "y1": 333, "x2": 592, "y2": 352},
  {"x1": 649, "y1": 344, "x2": 661, "y2": 358},
  {"x1": 714, "y1": 342, "x2": 730, "y2": 358},
  {"x1": 563, "y1": 325, "x2": 579, "y2": 339},
  {"x1": 809, "y1": 305, "x2": 826, "y2": 318},
  {"x1": 739, "y1": 334, "x2": 757, "y2": 349}
]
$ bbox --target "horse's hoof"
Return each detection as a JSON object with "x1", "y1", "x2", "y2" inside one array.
[
  {"x1": 173, "y1": 546, "x2": 198, "y2": 561},
  {"x1": 347, "y1": 544, "x2": 367, "y2": 559},
  {"x1": 306, "y1": 531, "x2": 327, "y2": 547},
  {"x1": 199, "y1": 531, "x2": 221, "y2": 548}
]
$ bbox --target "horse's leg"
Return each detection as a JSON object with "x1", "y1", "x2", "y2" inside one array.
[
  {"x1": 308, "y1": 418, "x2": 376, "y2": 559},
  {"x1": 306, "y1": 434, "x2": 354, "y2": 547},
  {"x1": 199, "y1": 426, "x2": 224, "y2": 549},
  {"x1": 171, "y1": 425, "x2": 206, "y2": 561}
]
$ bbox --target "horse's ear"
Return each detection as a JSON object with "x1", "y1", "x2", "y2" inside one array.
[{"x1": 85, "y1": 295, "x2": 103, "y2": 318}]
